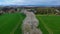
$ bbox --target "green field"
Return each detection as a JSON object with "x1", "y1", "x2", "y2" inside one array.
[
  {"x1": 0, "y1": 13, "x2": 60, "y2": 34},
  {"x1": 36, "y1": 15, "x2": 60, "y2": 34},
  {"x1": 0, "y1": 13, "x2": 25, "y2": 34}
]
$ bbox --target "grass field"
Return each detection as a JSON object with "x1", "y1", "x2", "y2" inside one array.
[
  {"x1": 0, "y1": 13, "x2": 60, "y2": 34},
  {"x1": 0, "y1": 13, "x2": 25, "y2": 34},
  {"x1": 36, "y1": 15, "x2": 60, "y2": 34}
]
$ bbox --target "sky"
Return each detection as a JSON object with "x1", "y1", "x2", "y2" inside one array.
[{"x1": 0, "y1": 0, "x2": 60, "y2": 6}]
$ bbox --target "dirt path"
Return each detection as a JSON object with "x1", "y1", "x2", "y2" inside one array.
[{"x1": 22, "y1": 9, "x2": 42, "y2": 34}]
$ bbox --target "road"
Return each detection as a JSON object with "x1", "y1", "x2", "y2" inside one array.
[{"x1": 22, "y1": 9, "x2": 42, "y2": 34}]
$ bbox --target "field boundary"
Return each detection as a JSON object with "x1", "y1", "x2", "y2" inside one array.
[{"x1": 39, "y1": 17, "x2": 53, "y2": 34}]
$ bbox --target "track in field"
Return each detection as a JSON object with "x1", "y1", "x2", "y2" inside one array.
[
  {"x1": 36, "y1": 15, "x2": 60, "y2": 34},
  {"x1": 0, "y1": 13, "x2": 25, "y2": 34}
]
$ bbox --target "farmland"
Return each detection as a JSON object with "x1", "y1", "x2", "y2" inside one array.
[
  {"x1": 0, "y1": 9, "x2": 60, "y2": 34},
  {"x1": 0, "y1": 13, "x2": 25, "y2": 34},
  {"x1": 36, "y1": 15, "x2": 60, "y2": 34}
]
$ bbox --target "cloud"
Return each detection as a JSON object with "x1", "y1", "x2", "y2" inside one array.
[
  {"x1": 0, "y1": 0, "x2": 25, "y2": 5},
  {"x1": 0, "y1": 0, "x2": 60, "y2": 6}
]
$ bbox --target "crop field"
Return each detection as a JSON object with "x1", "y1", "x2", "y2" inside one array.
[
  {"x1": 0, "y1": 12, "x2": 60, "y2": 34},
  {"x1": 36, "y1": 15, "x2": 60, "y2": 34},
  {"x1": 0, "y1": 13, "x2": 25, "y2": 34}
]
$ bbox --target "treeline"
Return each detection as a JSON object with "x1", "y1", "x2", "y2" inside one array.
[
  {"x1": 23, "y1": 7, "x2": 60, "y2": 15},
  {"x1": 0, "y1": 6, "x2": 60, "y2": 15},
  {"x1": 35, "y1": 7, "x2": 60, "y2": 15}
]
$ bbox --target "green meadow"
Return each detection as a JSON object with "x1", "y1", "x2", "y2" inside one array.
[
  {"x1": 0, "y1": 13, "x2": 25, "y2": 34},
  {"x1": 36, "y1": 15, "x2": 60, "y2": 34},
  {"x1": 0, "y1": 13, "x2": 60, "y2": 34}
]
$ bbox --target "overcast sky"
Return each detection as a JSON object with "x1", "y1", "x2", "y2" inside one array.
[{"x1": 0, "y1": 0, "x2": 60, "y2": 6}]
